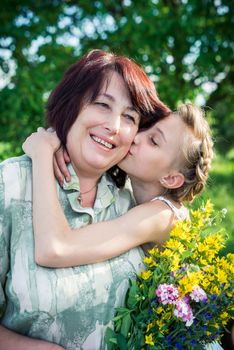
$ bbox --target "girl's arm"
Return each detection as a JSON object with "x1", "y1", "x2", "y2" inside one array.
[
  {"x1": 23, "y1": 129, "x2": 175, "y2": 268},
  {"x1": 0, "y1": 325, "x2": 64, "y2": 350}
]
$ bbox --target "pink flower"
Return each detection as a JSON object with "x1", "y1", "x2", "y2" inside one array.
[
  {"x1": 156, "y1": 284, "x2": 179, "y2": 305},
  {"x1": 190, "y1": 286, "x2": 208, "y2": 302},
  {"x1": 174, "y1": 298, "x2": 194, "y2": 327}
]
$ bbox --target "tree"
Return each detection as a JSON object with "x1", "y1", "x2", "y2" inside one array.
[{"x1": 0, "y1": 0, "x2": 233, "y2": 158}]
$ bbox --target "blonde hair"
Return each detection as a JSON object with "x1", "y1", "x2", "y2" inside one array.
[{"x1": 168, "y1": 103, "x2": 214, "y2": 203}]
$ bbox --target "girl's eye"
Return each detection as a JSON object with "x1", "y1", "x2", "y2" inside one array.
[{"x1": 151, "y1": 137, "x2": 158, "y2": 146}]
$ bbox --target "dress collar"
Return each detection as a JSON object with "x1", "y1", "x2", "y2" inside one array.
[{"x1": 61, "y1": 163, "x2": 116, "y2": 213}]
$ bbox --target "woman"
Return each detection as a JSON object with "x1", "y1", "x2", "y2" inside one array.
[
  {"x1": 23, "y1": 104, "x2": 222, "y2": 350},
  {"x1": 0, "y1": 50, "x2": 169, "y2": 349}
]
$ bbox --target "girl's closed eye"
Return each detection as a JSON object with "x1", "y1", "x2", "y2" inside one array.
[{"x1": 151, "y1": 137, "x2": 158, "y2": 146}]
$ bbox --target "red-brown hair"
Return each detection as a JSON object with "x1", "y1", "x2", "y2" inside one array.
[
  {"x1": 46, "y1": 49, "x2": 171, "y2": 186},
  {"x1": 47, "y1": 49, "x2": 170, "y2": 144}
]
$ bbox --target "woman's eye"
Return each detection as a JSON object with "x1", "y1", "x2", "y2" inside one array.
[
  {"x1": 95, "y1": 102, "x2": 110, "y2": 109},
  {"x1": 124, "y1": 114, "x2": 136, "y2": 124}
]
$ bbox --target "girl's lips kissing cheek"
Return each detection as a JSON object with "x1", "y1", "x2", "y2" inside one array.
[{"x1": 91, "y1": 135, "x2": 116, "y2": 151}]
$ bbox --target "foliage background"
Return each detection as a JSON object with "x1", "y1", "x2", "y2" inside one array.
[{"x1": 0, "y1": 0, "x2": 233, "y2": 252}]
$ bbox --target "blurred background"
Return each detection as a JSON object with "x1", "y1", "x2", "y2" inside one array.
[{"x1": 0, "y1": 0, "x2": 233, "y2": 253}]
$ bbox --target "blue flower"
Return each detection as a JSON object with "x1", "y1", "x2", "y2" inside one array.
[
  {"x1": 211, "y1": 303, "x2": 217, "y2": 310},
  {"x1": 165, "y1": 335, "x2": 172, "y2": 344},
  {"x1": 206, "y1": 312, "x2": 213, "y2": 320}
]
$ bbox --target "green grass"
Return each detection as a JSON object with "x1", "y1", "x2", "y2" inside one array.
[{"x1": 191, "y1": 154, "x2": 234, "y2": 254}]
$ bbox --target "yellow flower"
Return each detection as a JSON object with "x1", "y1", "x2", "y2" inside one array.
[
  {"x1": 204, "y1": 265, "x2": 215, "y2": 274},
  {"x1": 201, "y1": 278, "x2": 211, "y2": 290},
  {"x1": 141, "y1": 270, "x2": 153, "y2": 280},
  {"x1": 170, "y1": 221, "x2": 191, "y2": 241},
  {"x1": 160, "y1": 249, "x2": 174, "y2": 259},
  {"x1": 216, "y1": 268, "x2": 227, "y2": 284},
  {"x1": 203, "y1": 199, "x2": 214, "y2": 217},
  {"x1": 155, "y1": 306, "x2": 164, "y2": 314},
  {"x1": 165, "y1": 239, "x2": 186, "y2": 254},
  {"x1": 145, "y1": 333, "x2": 154, "y2": 346},
  {"x1": 171, "y1": 254, "x2": 181, "y2": 272},
  {"x1": 144, "y1": 256, "x2": 157, "y2": 267},
  {"x1": 220, "y1": 312, "x2": 229, "y2": 320},
  {"x1": 178, "y1": 271, "x2": 202, "y2": 295},
  {"x1": 148, "y1": 247, "x2": 159, "y2": 257},
  {"x1": 146, "y1": 322, "x2": 153, "y2": 333},
  {"x1": 210, "y1": 285, "x2": 220, "y2": 295},
  {"x1": 203, "y1": 234, "x2": 224, "y2": 253},
  {"x1": 199, "y1": 257, "x2": 209, "y2": 266},
  {"x1": 156, "y1": 319, "x2": 165, "y2": 331}
]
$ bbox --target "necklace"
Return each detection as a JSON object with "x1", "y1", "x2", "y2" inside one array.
[{"x1": 77, "y1": 183, "x2": 97, "y2": 206}]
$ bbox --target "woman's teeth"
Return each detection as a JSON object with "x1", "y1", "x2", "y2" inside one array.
[{"x1": 92, "y1": 136, "x2": 113, "y2": 149}]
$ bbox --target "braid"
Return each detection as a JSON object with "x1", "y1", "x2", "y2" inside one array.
[{"x1": 168, "y1": 104, "x2": 214, "y2": 203}]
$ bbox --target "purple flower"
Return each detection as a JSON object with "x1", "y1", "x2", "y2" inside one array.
[
  {"x1": 174, "y1": 299, "x2": 194, "y2": 327},
  {"x1": 156, "y1": 284, "x2": 179, "y2": 305},
  {"x1": 190, "y1": 285, "x2": 208, "y2": 302}
]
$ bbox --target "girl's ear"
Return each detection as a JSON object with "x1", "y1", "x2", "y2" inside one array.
[{"x1": 160, "y1": 172, "x2": 184, "y2": 189}]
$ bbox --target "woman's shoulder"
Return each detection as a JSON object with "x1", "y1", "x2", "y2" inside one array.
[
  {"x1": 0, "y1": 155, "x2": 32, "y2": 202},
  {"x1": 0, "y1": 154, "x2": 32, "y2": 172}
]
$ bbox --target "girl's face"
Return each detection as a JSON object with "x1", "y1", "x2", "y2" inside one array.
[
  {"x1": 119, "y1": 114, "x2": 187, "y2": 184},
  {"x1": 66, "y1": 71, "x2": 140, "y2": 176}
]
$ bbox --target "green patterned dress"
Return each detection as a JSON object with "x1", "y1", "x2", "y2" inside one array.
[{"x1": 0, "y1": 155, "x2": 144, "y2": 349}]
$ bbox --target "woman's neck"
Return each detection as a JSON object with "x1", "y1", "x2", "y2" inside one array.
[
  {"x1": 130, "y1": 177, "x2": 164, "y2": 205},
  {"x1": 77, "y1": 176, "x2": 99, "y2": 208},
  {"x1": 72, "y1": 162, "x2": 102, "y2": 208}
]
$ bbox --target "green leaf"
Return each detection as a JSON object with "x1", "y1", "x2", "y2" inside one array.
[
  {"x1": 105, "y1": 327, "x2": 118, "y2": 350},
  {"x1": 117, "y1": 333, "x2": 128, "y2": 350},
  {"x1": 120, "y1": 312, "x2": 132, "y2": 338},
  {"x1": 181, "y1": 250, "x2": 193, "y2": 259}
]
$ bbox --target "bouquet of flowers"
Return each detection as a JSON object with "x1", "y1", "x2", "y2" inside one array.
[{"x1": 106, "y1": 201, "x2": 234, "y2": 349}]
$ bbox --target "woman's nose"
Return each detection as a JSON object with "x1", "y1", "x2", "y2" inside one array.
[{"x1": 104, "y1": 114, "x2": 121, "y2": 134}]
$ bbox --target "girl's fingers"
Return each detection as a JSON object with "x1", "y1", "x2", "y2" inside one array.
[
  {"x1": 64, "y1": 149, "x2": 71, "y2": 164},
  {"x1": 37, "y1": 127, "x2": 45, "y2": 132},
  {"x1": 54, "y1": 147, "x2": 71, "y2": 182},
  {"x1": 53, "y1": 156, "x2": 64, "y2": 186}
]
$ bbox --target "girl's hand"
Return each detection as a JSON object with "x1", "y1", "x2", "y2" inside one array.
[
  {"x1": 22, "y1": 127, "x2": 61, "y2": 159},
  {"x1": 53, "y1": 146, "x2": 71, "y2": 185}
]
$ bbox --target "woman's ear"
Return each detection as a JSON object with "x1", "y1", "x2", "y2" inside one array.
[{"x1": 160, "y1": 172, "x2": 184, "y2": 189}]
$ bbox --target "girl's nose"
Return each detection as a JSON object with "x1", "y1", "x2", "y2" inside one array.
[{"x1": 133, "y1": 132, "x2": 141, "y2": 145}]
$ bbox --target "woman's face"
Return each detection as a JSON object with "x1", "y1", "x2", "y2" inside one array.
[
  {"x1": 119, "y1": 114, "x2": 187, "y2": 184},
  {"x1": 66, "y1": 71, "x2": 140, "y2": 176}
]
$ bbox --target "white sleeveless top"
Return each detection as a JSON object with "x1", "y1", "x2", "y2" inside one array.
[{"x1": 151, "y1": 195, "x2": 189, "y2": 221}]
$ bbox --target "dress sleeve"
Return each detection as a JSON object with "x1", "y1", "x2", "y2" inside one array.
[
  {"x1": 0, "y1": 165, "x2": 10, "y2": 318},
  {"x1": 204, "y1": 342, "x2": 224, "y2": 349}
]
